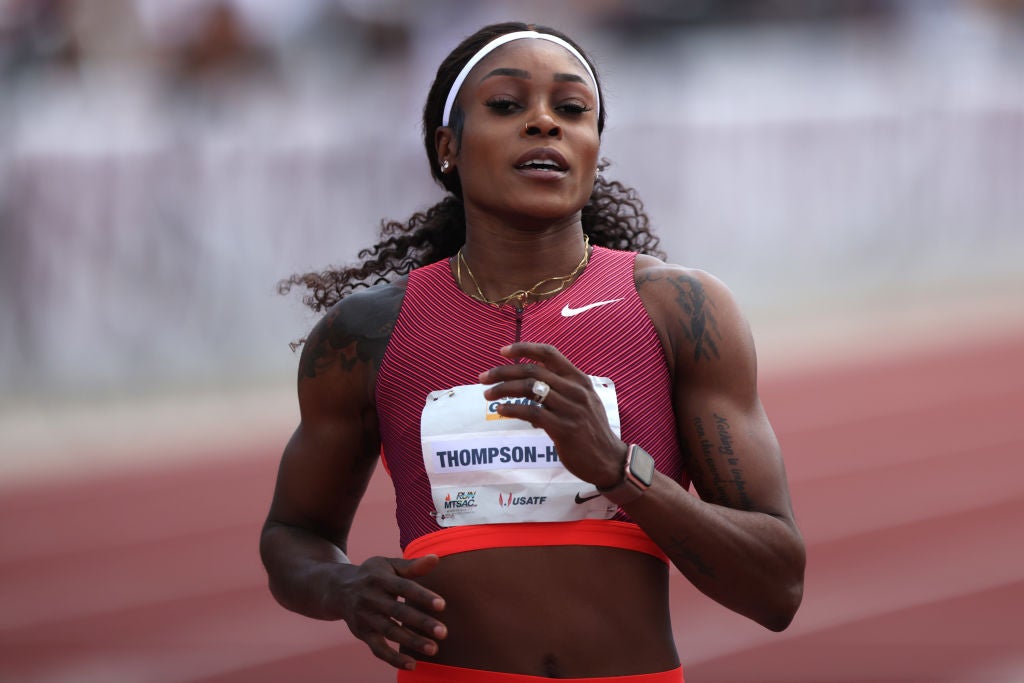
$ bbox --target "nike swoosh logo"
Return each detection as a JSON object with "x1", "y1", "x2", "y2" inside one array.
[
  {"x1": 574, "y1": 491, "x2": 603, "y2": 504},
  {"x1": 561, "y1": 298, "x2": 624, "y2": 318}
]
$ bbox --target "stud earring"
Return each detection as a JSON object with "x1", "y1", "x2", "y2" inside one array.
[{"x1": 440, "y1": 160, "x2": 450, "y2": 172}]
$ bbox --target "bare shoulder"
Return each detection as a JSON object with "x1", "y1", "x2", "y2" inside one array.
[
  {"x1": 297, "y1": 278, "x2": 408, "y2": 389},
  {"x1": 633, "y1": 254, "x2": 755, "y2": 379}
]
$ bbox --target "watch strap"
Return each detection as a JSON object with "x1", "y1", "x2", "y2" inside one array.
[{"x1": 597, "y1": 444, "x2": 654, "y2": 506}]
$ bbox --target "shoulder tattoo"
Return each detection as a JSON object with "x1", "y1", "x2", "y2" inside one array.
[
  {"x1": 300, "y1": 285, "x2": 404, "y2": 379},
  {"x1": 640, "y1": 270, "x2": 721, "y2": 363}
]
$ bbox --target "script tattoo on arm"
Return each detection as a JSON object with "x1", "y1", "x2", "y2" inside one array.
[
  {"x1": 300, "y1": 286, "x2": 404, "y2": 379},
  {"x1": 690, "y1": 414, "x2": 754, "y2": 511},
  {"x1": 667, "y1": 535, "x2": 717, "y2": 579}
]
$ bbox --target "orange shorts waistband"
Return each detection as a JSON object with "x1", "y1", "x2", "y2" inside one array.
[
  {"x1": 402, "y1": 520, "x2": 668, "y2": 563},
  {"x1": 398, "y1": 662, "x2": 683, "y2": 683}
]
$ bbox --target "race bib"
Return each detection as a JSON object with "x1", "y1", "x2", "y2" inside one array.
[{"x1": 420, "y1": 377, "x2": 622, "y2": 526}]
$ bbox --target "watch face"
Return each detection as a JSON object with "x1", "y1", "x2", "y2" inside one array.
[{"x1": 630, "y1": 445, "x2": 656, "y2": 486}]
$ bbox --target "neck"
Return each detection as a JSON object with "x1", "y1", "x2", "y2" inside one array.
[{"x1": 454, "y1": 222, "x2": 590, "y2": 307}]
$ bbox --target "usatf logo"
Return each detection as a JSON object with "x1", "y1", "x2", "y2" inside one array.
[
  {"x1": 443, "y1": 491, "x2": 477, "y2": 510},
  {"x1": 498, "y1": 492, "x2": 548, "y2": 507},
  {"x1": 486, "y1": 398, "x2": 538, "y2": 420}
]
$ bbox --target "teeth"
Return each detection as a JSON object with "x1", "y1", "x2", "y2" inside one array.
[{"x1": 522, "y1": 160, "x2": 561, "y2": 170}]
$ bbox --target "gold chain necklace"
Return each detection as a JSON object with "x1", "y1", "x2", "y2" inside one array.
[{"x1": 456, "y1": 235, "x2": 591, "y2": 308}]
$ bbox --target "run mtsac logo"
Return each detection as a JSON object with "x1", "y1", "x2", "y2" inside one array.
[{"x1": 444, "y1": 491, "x2": 477, "y2": 509}]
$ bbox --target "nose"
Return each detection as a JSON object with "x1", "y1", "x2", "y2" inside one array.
[{"x1": 522, "y1": 114, "x2": 561, "y2": 139}]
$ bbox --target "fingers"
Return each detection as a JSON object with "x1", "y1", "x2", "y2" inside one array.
[
  {"x1": 395, "y1": 554, "x2": 440, "y2": 579},
  {"x1": 360, "y1": 595, "x2": 443, "y2": 669},
  {"x1": 480, "y1": 359, "x2": 586, "y2": 415},
  {"x1": 392, "y1": 555, "x2": 446, "y2": 611},
  {"x1": 498, "y1": 342, "x2": 566, "y2": 367},
  {"x1": 479, "y1": 343, "x2": 581, "y2": 387},
  {"x1": 484, "y1": 379, "x2": 559, "y2": 417},
  {"x1": 477, "y1": 344, "x2": 623, "y2": 483},
  {"x1": 363, "y1": 619, "x2": 433, "y2": 670},
  {"x1": 343, "y1": 555, "x2": 447, "y2": 670}
]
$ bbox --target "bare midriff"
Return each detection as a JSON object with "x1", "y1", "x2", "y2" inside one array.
[{"x1": 406, "y1": 545, "x2": 680, "y2": 677}]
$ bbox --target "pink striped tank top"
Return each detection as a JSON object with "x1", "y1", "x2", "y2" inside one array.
[{"x1": 376, "y1": 246, "x2": 687, "y2": 555}]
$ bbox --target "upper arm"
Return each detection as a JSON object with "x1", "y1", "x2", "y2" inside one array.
[
  {"x1": 264, "y1": 282, "x2": 406, "y2": 552},
  {"x1": 636, "y1": 258, "x2": 796, "y2": 521}
]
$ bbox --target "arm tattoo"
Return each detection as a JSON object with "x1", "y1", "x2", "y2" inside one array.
[
  {"x1": 300, "y1": 285, "x2": 404, "y2": 379},
  {"x1": 638, "y1": 270, "x2": 721, "y2": 362},
  {"x1": 690, "y1": 414, "x2": 753, "y2": 511},
  {"x1": 667, "y1": 535, "x2": 717, "y2": 579},
  {"x1": 671, "y1": 274, "x2": 721, "y2": 362}
]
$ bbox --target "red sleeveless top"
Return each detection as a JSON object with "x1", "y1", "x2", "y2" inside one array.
[{"x1": 376, "y1": 246, "x2": 686, "y2": 557}]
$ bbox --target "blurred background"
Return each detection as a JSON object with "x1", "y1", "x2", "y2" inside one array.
[{"x1": 1, "y1": 1, "x2": 1022, "y2": 682}]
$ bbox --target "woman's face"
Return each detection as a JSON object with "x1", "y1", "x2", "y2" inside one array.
[{"x1": 442, "y1": 39, "x2": 601, "y2": 226}]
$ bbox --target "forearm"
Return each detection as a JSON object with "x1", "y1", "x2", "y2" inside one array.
[
  {"x1": 626, "y1": 473, "x2": 805, "y2": 631},
  {"x1": 259, "y1": 521, "x2": 357, "y2": 621}
]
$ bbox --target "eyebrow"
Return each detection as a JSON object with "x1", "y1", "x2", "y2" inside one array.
[
  {"x1": 481, "y1": 68, "x2": 588, "y2": 85},
  {"x1": 554, "y1": 73, "x2": 586, "y2": 84},
  {"x1": 482, "y1": 67, "x2": 531, "y2": 81}
]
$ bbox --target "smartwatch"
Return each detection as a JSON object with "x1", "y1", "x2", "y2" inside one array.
[{"x1": 598, "y1": 444, "x2": 655, "y2": 505}]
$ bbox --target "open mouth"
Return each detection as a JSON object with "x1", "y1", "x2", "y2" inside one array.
[
  {"x1": 514, "y1": 148, "x2": 569, "y2": 175},
  {"x1": 516, "y1": 159, "x2": 567, "y2": 172}
]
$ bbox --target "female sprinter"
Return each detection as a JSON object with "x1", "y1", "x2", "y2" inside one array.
[{"x1": 260, "y1": 21, "x2": 805, "y2": 682}]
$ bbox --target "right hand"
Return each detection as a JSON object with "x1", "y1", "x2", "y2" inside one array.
[{"x1": 337, "y1": 554, "x2": 447, "y2": 670}]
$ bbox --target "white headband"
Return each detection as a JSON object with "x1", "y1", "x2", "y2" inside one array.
[{"x1": 441, "y1": 30, "x2": 600, "y2": 127}]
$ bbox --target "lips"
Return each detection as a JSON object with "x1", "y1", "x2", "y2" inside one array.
[{"x1": 514, "y1": 148, "x2": 569, "y2": 173}]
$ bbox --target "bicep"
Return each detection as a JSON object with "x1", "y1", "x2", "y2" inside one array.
[
  {"x1": 647, "y1": 265, "x2": 795, "y2": 519},
  {"x1": 264, "y1": 297, "x2": 391, "y2": 551},
  {"x1": 266, "y1": 410, "x2": 379, "y2": 552}
]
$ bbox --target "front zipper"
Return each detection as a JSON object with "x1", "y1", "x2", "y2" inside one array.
[{"x1": 514, "y1": 304, "x2": 524, "y2": 361}]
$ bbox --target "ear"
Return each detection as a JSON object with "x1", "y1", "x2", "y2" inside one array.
[{"x1": 434, "y1": 126, "x2": 458, "y2": 170}]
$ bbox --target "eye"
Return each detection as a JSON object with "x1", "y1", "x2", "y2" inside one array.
[
  {"x1": 558, "y1": 102, "x2": 593, "y2": 116},
  {"x1": 485, "y1": 97, "x2": 521, "y2": 114}
]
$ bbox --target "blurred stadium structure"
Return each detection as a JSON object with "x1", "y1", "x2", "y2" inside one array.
[
  {"x1": 1, "y1": 0, "x2": 1021, "y2": 402},
  {"x1": 1, "y1": 2, "x2": 1024, "y2": 682}
]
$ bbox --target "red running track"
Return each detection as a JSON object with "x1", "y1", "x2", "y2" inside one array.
[{"x1": 1, "y1": 332, "x2": 1022, "y2": 683}]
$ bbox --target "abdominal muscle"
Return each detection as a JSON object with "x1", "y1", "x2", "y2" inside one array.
[{"x1": 407, "y1": 545, "x2": 680, "y2": 677}]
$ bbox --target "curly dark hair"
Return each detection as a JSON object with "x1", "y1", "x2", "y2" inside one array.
[{"x1": 281, "y1": 21, "x2": 664, "y2": 313}]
